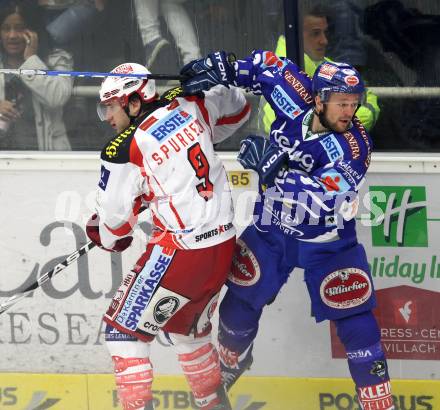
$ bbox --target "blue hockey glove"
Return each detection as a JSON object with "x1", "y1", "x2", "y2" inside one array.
[
  {"x1": 238, "y1": 135, "x2": 288, "y2": 186},
  {"x1": 180, "y1": 51, "x2": 236, "y2": 94}
]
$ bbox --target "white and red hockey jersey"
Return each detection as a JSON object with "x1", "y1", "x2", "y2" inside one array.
[{"x1": 95, "y1": 85, "x2": 250, "y2": 250}]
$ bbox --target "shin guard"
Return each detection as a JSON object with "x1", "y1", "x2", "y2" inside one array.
[
  {"x1": 174, "y1": 335, "x2": 229, "y2": 410},
  {"x1": 106, "y1": 326, "x2": 154, "y2": 410}
]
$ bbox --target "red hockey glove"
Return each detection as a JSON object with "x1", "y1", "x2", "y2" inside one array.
[{"x1": 86, "y1": 214, "x2": 133, "y2": 252}]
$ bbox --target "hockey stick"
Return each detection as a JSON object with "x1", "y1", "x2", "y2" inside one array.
[
  {"x1": 0, "y1": 240, "x2": 96, "y2": 315},
  {"x1": 0, "y1": 68, "x2": 185, "y2": 81}
]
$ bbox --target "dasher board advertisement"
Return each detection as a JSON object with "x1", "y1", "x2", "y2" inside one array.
[{"x1": 0, "y1": 165, "x2": 439, "y2": 380}]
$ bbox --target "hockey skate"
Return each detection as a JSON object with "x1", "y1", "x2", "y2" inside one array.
[
  {"x1": 220, "y1": 344, "x2": 254, "y2": 391},
  {"x1": 209, "y1": 385, "x2": 232, "y2": 410}
]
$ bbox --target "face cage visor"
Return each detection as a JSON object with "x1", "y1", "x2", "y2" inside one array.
[
  {"x1": 318, "y1": 89, "x2": 366, "y2": 107},
  {"x1": 97, "y1": 98, "x2": 126, "y2": 122}
]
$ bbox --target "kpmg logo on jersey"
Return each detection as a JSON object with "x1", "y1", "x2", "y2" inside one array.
[
  {"x1": 320, "y1": 134, "x2": 344, "y2": 162},
  {"x1": 369, "y1": 186, "x2": 428, "y2": 247},
  {"x1": 150, "y1": 110, "x2": 193, "y2": 141},
  {"x1": 271, "y1": 85, "x2": 303, "y2": 120}
]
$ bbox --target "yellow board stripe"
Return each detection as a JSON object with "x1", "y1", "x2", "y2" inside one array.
[{"x1": 0, "y1": 374, "x2": 438, "y2": 410}]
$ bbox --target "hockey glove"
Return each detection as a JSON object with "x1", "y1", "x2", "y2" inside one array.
[
  {"x1": 238, "y1": 135, "x2": 288, "y2": 186},
  {"x1": 180, "y1": 51, "x2": 236, "y2": 94},
  {"x1": 86, "y1": 214, "x2": 133, "y2": 253}
]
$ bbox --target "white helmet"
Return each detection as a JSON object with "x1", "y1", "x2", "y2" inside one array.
[{"x1": 97, "y1": 62, "x2": 157, "y2": 120}]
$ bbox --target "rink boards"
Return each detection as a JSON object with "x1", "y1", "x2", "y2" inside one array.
[{"x1": 0, "y1": 374, "x2": 438, "y2": 410}]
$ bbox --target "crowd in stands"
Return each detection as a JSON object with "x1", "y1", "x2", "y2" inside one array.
[{"x1": 0, "y1": 0, "x2": 439, "y2": 151}]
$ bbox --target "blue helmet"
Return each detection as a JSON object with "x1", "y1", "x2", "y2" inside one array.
[{"x1": 312, "y1": 61, "x2": 365, "y2": 103}]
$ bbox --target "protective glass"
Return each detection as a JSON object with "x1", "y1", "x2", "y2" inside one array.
[{"x1": 96, "y1": 99, "x2": 124, "y2": 121}]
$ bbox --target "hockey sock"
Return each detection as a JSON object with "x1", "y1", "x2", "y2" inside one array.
[
  {"x1": 106, "y1": 328, "x2": 154, "y2": 410},
  {"x1": 177, "y1": 342, "x2": 228, "y2": 410},
  {"x1": 335, "y1": 312, "x2": 394, "y2": 410},
  {"x1": 218, "y1": 291, "x2": 261, "y2": 390}
]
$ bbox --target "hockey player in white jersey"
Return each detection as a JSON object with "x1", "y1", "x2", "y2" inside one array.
[{"x1": 86, "y1": 62, "x2": 250, "y2": 410}]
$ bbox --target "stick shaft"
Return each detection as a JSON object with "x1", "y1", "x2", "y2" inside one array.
[
  {"x1": 0, "y1": 68, "x2": 184, "y2": 81},
  {"x1": 0, "y1": 241, "x2": 96, "y2": 315}
]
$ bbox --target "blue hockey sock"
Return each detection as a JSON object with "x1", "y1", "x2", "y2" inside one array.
[
  {"x1": 335, "y1": 312, "x2": 394, "y2": 409},
  {"x1": 218, "y1": 291, "x2": 262, "y2": 390},
  {"x1": 218, "y1": 290, "x2": 262, "y2": 353}
]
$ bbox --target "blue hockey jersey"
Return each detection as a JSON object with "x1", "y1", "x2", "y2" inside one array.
[{"x1": 234, "y1": 50, "x2": 372, "y2": 241}]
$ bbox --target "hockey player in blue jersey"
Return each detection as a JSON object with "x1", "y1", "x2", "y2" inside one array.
[{"x1": 180, "y1": 50, "x2": 394, "y2": 410}]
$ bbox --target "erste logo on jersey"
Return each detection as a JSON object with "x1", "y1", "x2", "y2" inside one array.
[
  {"x1": 320, "y1": 267, "x2": 372, "y2": 309},
  {"x1": 320, "y1": 134, "x2": 344, "y2": 162},
  {"x1": 149, "y1": 110, "x2": 193, "y2": 141},
  {"x1": 271, "y1": 85, "x2": 304, "y2": 120}
]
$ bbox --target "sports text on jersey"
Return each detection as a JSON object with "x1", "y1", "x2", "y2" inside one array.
[
  {"x1": 271, "y1": 85, "x2": 303, "y2": 119},
  {"x1": 195, "y1": 222, "x2": 233, "y2": 242},
  {"x1": 151, "y1": 118, "x2": 206, "y2": 165},
  {"x1": 149, "y1": 110, "x2": 193, "y2": 141}
]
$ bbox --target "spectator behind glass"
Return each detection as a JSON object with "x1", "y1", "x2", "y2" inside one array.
[
  {"x1": 133, "y1": 0, "x2": 201, "y2": 73},
  {"x1": 0, "y1": 1, "x2": 73, "y2": 150},
  {"x1": 38, "y1": 0, "x2": 106, "y2": 47},
  {"x1": 262, "y1": 3, "x2": 380, "y2": 133},
  {"x1": 365, "y1": 0, "x2": 440, "y2": 150},
  {"x1": 325, "y1": 0, "x2": 367, "y2": 69}
]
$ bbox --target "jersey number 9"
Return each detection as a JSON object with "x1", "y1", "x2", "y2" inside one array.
[{"x1": 187, "y1": 142, "x2": 214, "y2": 201}]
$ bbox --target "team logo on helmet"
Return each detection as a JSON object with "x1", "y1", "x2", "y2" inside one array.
[
  {"x1": 344, "y1": 75, "x2": 360, "y2": 86},
  {"x1": 98, "y1": 62, "x2": 157, "y2": 106},
  {"x1": 113, "y1": 63, "x2": 135, "y2": 74},
  {"x1": 317, "y1": 63, "x2": 339, "y2": 80}
]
